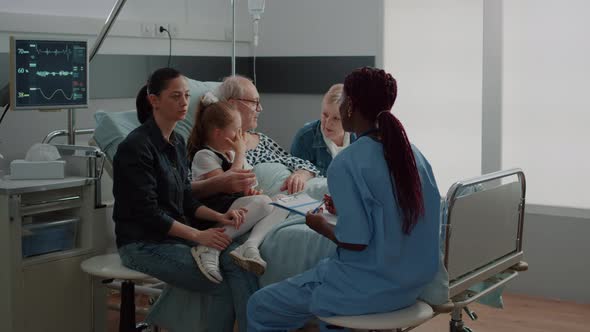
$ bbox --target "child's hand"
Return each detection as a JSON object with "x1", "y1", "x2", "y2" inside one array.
[
  {"x1": 225, "y1": 129, "x2": 247, "y2": 155},
  {"x1": 324, "y1": 194, "x2": 336, "y2": 215},
  {"x1": 245, "y1": 188, "x2": 263, "y2": 196}
]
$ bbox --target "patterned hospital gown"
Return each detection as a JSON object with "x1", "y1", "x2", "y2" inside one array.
[{"x1": 246, "y1": 132, "x2": 319, "y2": 175}]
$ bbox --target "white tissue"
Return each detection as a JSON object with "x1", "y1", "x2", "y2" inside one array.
[
  {"x1": 305, "y1": 177, "x2": 329, "y2": 200},
  {"x1": 25, "y1": 143, "x2": 61, "y2": 162}
]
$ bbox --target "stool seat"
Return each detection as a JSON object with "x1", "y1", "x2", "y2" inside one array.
[
  {"x1": 81, "y1": 253, "x2": 151, "y2": 280},
  {"x1": 319, "y1": 301, "x2": 433, "y2": 330}
]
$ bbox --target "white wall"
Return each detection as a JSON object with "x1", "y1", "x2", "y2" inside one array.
[
  {"x1": 499, "y1": 1, "x2": 590, "y2": 303},
  {"x1": 383, "y1": 0, "x2": 483, "y2": 193},
  {"x1": 502, "y1": 0, "x2": 590, "y2": 209}
]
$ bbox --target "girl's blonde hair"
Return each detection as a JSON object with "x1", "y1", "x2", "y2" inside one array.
[
  {"x1": 187, "y1": 95, "x2": 238, "y2": 162},
  {"x1": 323, "y1": 83, "x2": 344, "y2": 106}
]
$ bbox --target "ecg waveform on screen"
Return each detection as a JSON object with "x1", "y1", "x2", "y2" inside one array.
[
  {"x1": 29, "y1": 87, "x2": 74, "y2": 101},
  {"x1": 32, "y1": 44, "x2": 74, "y2": 60},
  {"x1": 14, "y1": 39, "x2": 88, "y2": 108},
  {"x1": 36, "y1": 70, "x2": 74, "y2": 77}
]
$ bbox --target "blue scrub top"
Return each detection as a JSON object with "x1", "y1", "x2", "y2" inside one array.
[{"x1": 291, "y1": 136, "x2": 441, "y2": 316}]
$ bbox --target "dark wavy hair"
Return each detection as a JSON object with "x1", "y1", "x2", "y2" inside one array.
[
  {"x1": 136, "y1": 67, "x2": 182, "y2": 124},
  {"x1": 344, "y1": 67, "x2": 424, "y2": 234}
]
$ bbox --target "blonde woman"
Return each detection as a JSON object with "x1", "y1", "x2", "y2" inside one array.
[{"x1": 291, "y1": 84, "x2": 356, "y2": 176}]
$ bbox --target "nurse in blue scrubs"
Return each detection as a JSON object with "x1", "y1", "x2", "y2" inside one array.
[{"x1": 247, "y1": 67, "x2": 441, "y2": 331}]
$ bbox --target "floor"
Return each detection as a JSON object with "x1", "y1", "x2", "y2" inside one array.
[{"x1": 107, "y1": 293, "x2": 590, "y2": 332}]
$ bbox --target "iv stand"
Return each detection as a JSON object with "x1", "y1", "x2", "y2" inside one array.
[{"x1": 232, "y1": 0, "x2": 237, "y2": 75}]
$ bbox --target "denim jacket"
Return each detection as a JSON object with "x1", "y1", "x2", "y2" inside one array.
[
  {"x1": 112, "y1": 117, "x2": 202, "y2": 247},
  {"x1": 290, "y1": 120, "x2": 356, "y2": 177}
]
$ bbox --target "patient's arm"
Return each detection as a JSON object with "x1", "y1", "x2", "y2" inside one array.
[
  {"x1": 191, "y1": 169, "x2": 257, "y2": 198},
  {"x1": 305, "y1": 210, "x2": 367, "y2": 251}
]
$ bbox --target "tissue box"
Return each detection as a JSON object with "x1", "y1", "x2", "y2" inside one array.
[{"x1": 10, "y1": 160, "x2": 66, "y2": 180}]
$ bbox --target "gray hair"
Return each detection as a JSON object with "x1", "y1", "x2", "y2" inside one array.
[{"x1": 216, "y1": 75, "x2": 251, "y2": 100}]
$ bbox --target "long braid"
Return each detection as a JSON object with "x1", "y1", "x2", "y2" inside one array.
[
  {"x1": 378, "y1": 112, "x2": 424, "y2": 234},
  {"x1": 344, "y1": 67, "x2": 424, "y2": 234}
]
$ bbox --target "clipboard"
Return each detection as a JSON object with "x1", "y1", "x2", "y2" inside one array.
[
  {"x1": 270, "y1": 192, "x2": 321, "y2": 216},
  {"x1": 271, "y1": 192, "x2": 337, "y2": 225}
]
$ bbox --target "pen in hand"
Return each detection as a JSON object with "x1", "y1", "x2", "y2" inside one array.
[{"x1": 311, "y1": 198, "x2": 326, "y2": 214}]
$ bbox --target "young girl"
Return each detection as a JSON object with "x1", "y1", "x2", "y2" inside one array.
[{"x1": 187, "y1": 92, "x2": 288, "y2": 283}]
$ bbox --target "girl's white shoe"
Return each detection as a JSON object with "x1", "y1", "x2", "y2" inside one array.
[
  {"x1": 229, "y1": 244, "x2": 267, "y2": 276},
  {"x1": 191, "y1": 245, "x2": 223, "y2": 283}
]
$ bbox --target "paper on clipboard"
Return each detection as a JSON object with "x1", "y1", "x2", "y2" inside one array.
[{"x1": 271, "y1": 192, "x2": 337, "y2": 224}]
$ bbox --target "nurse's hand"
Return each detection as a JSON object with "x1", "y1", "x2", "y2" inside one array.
[
  {"x1": 306, "y1": 208, "x2": 328, "y2": 234},
  {"x1": 324, "y1": 194, "x2": 336, "y2": 215}
]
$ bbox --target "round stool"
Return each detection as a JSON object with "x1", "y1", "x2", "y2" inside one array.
[
  {"x1": 318, "y1": 301, "x2": 433, "y2": 331},
  {"x1": 81, "y1": 253, "x2": 153, "y2": 332}
]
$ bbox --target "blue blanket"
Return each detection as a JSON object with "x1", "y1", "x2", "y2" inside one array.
[{"x1": 145, "y1": 212, "x2": 452, "y2": 332}]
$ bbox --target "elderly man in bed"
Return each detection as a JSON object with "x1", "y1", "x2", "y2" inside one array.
[{"x1": 190, "y1": 76, "x2": 320, "y2": 197}]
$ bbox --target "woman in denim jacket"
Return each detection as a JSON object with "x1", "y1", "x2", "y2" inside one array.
[{"x1": 291, "y1": 84, "x2": 356, "y2": 176}]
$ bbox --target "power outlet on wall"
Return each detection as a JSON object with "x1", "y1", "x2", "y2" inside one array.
[
  {"x1": 155, "y1": 24, "x2": 169, "y2": 38},
  {"x1": 140, "y1": 23, "x2": 179, "y2": 38},
  {"x1": 140, "y1": 23, "x2": 155, "y2": 37}
]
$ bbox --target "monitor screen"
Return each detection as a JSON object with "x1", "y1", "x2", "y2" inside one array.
[{"x1": 9, "y1": 37, "x2": 89, "y2": 110}]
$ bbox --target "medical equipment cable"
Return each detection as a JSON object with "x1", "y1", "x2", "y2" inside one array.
[
  {"x1": 248, "y1": 0, "x2": 264, "y2": 83},
  {"x1": 253, "y1": 44, "x2": 257, "y2": 86},
  {"x1": 159, "y1": 26, "x2": 172, "y2": 68},
  {"x1": 0, "y1": 104, "x2": 8, "y2": 128},
  {"x1": 251, "y1": 18, "x2": 260, "y2": 86}
]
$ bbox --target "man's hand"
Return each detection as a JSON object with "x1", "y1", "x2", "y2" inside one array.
[
  {"x1": 280, "y1": 170, "x2": 314, "y2": 194},
  {"x1": 220, "y1": 169, "x2": 257, "y2": 193}
]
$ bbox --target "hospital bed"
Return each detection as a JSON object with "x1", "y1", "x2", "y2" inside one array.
[{"x1": 89, "y1": 77, "x2": 527, "y2": 332}]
